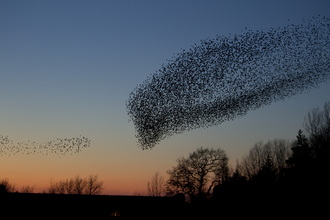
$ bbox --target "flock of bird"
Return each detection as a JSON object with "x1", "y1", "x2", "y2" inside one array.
[
  {"x1": 0, "y1": 135, "x2": 91, "y2": 157},
  {"x1": 126, "y1": 15, "x2": 330, "y2": 149}
]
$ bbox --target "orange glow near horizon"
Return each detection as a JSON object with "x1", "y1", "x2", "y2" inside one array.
[
  {"x1": 1, "y1": 174, "x2": 149, "y2": 195},
  {"x1": 0, "y1": 151, "x2": 153, "y2": 195},
  {"x1": 1, "y1": 0, "x2": 330, "y2": 204}
]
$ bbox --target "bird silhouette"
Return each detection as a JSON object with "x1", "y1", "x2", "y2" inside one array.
[
  {"x1": 126, "y1": 15, "x2": 330, "y2": 149},
  {"x1": 0, "y1": 135, "x2": 91, "y2": 156}
]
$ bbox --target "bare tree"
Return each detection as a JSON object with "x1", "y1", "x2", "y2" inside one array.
[
  {"x1": 147, "y1": 172, "x2": 166, "y2": 197},
  {"x1": 238, "y1": 139, "x2": 292, "y2": 181},
  {"x1": 0, "y1": 179, "x2": 37, "y2": 193},
  {"x1": 47, "y1": 179, "x2": 57, "y2": 194},
  {"x1": 133, "y1": 190, "x2": 146, "y2": 196},
  {"x1": 303, "y1": 101, "x2": 330, "y2": 157},
  {"x1": 72, "y1": 175, "x2": 87, "y2": 195},
  {"x1": 166, "y1": 147, "x2": 228, "y2": 199},
  {"x1": 270, "y1": 139, "x2": 293, "y2": 172},
  {"x1": 304, "y1": 101, "x2": 330, "y2": 137},
  {"x1": 65, "y1": 178, "x2": 75, "y2": 194},
  {"x1": 20, "y1": 184, "x2": 35, "y2": 193},
  {"x1": 47, "y1": 174, "x2": 104, "y2": 195},
  {"x1": 84, "y1": 174, "x2": 104, "y2": 195},
  {"x1": 0, "y1": 178, "x2": 17, "y2": 193},
  {"x1": 47, "y1": 179, "x2": 66, "y2": 194},
  {"x1": 239, "y1": 141, "x2": 264, "y2": 179}
]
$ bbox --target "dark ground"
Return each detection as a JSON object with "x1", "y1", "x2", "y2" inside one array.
[{"x1": 0, "y1": 191, "x2": 326, "y2": 219}]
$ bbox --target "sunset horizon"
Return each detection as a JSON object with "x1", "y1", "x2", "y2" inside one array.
[{"x1": 1, "y1": 0, "x2": 330, "y2": 197}]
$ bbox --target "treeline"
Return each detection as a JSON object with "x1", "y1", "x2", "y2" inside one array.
[
  {"x1": 0, "y1": 174, "x2": 104, "y2": 195},
  {"x1": 218, "y1": 101, "x2": 329, "y2": 200},
  {"x1": 142, "y1": 101, "x2": 329, "y2": 217},
  {"x1": 46, "y1": 174, "x2": 104, "y2": 195},
  {"x1": 0, "y1": 178, "x2": 35, "y2": 194}
]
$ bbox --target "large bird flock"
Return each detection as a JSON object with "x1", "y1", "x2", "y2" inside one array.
[
  {"x1": 126, "y1": 15, "x2": 330, "y2": 149},
  {"x1": 0, "y1": 135, "x2": 91, "y2": 157}
]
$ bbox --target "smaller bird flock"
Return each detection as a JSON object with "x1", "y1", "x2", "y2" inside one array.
[
  {"x1": 0, "y1": 135, "x2": 91, "y2": 157},
  {"x1": 126, "y1": 15, "x2": 330, "y2": 150}
]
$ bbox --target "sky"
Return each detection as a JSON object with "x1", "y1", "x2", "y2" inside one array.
[{"x1": 1, "y1": 0, "x2": 330, "y2": 195}]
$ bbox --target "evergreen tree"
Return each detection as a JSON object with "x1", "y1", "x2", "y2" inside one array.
[{"x1": 286, "y1": 129, "x2": 312, "y2": 169}]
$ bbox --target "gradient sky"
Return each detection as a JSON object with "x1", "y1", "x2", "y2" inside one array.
[{"x1": 1, "y1": 0, "x2": 330, "y2": 195}]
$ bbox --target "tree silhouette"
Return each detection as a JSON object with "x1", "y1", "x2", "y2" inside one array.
[
  {"x1": 147, "y1": 172, "x2": 166, "y2": 197},
  {"x1": 303, "y1": 101, "x2": 330, "y2": 159},
  {"x1": 166, "y1": 147, "x2": 228, "y2": 200},
  {"x1": 126, "y1": 15, "x2": 330, "y2": 149},
  {"x1": 0, "y1": 178, "x2": 17, "y2": 193},
  {"x1": 47, "y1": 175, "x2": 104, "y2": 195},
  {"x1": 252, "y1": 151, "x2": 277, "y2": 186},
  {"x1": 299, "y1": 101, "x2": 330, "y2": 192},
  {"x1": 238, "y1": 139, "x2": 292, "y2": 182},
  {"x1": 20, "y1": 185, "x2": 35, "y2": 193},
  {"x1": 286, "y1": 130, "x2": 312, "y2": 168},
  {"x1": 85, "y1": 174, "x2": 104, "y2": 195}
]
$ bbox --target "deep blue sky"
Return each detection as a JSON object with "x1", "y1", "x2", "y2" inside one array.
[{"x1": 1, "y1": 0, "x2": 330, "y2": 194}]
